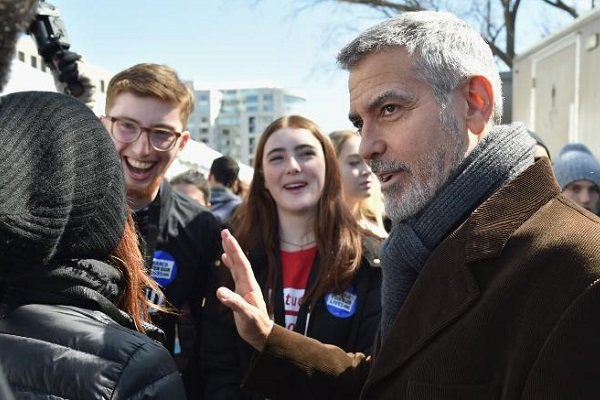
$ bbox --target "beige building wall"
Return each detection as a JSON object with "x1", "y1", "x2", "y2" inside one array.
[
  {"x1": 512, "y1": 8, "x2": 600, "y2": 159},
  {"x1": 3, "y1": 36, "x2": 113, "y2": 116}
]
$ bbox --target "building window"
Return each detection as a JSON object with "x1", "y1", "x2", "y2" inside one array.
[
  {"x1": 248, "y1": 116, "x2": 256, "y2": 133},
  {"x1": 223, "y1": 99, "x2": 239, "y2": 106},
  {"x1": 245, "y1": 95, "x2": 258, "y2": 103},
  {"x1": 223, "y1": 129, "x2": 230, "y2": 135},
  {"x1": 30, "y1": 55, "x2": 37, "y2": 68},
  {"x1": 18, "y1": 51, "x2": 25, "y2": 62},
  {"x1": 201, "y1": 128, "x2": 209, "y2": 134},
  {"x1": 201, "y1": 117, "x2": 208, "y2": 123},
  {"x1": 41, "y1": 62, "x2": 47, "y2": 72},
  {"x1": 100, "y1": 80, "x2": 105, "y2": 93}
]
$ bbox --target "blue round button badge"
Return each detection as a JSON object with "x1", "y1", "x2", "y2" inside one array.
[
  {"x1": 151, "y1": 250, "x2": 178, "y2": 286},
  {"x1": 324, "y1": 287, "x2": 358, "y2": 318}
]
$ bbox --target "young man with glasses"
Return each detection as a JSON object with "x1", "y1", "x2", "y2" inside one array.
[{"x1": 102, "y1": 63, "x2": 221, "y2": 398}]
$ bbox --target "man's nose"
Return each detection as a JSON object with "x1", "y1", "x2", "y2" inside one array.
[
  {"x1": 131, "y1": 128, "x2": 153, "y2": 153},
  {"x1": 358, "y1": 125, "x2": 385, "y2": 161}
]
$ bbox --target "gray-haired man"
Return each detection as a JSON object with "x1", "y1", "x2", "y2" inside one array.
[{"x1": 214, "y1": 10, "x2": 600, "y2": 400}]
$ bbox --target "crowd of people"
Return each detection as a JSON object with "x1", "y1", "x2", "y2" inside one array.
[{"x1": 2, "y1": 1, "x2": 600, "y2": 399}]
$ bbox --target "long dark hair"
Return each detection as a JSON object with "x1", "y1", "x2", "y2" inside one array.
[{"x1": 232, "y1": 115, "x2": 366, "y2": 306}]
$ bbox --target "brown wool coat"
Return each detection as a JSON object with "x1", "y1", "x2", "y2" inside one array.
[{"x1": 243, "y1": 158, "x2": 600, "y2": 399}]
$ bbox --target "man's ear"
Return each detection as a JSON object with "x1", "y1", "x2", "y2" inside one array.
[
  {"x1": 178, "y1": 130, "x2": 191, "y2": 151},
  {"x1": 463, "y1": 75, "x2": 494, "y2": 137}
]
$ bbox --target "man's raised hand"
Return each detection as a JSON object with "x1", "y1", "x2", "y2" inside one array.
[{"x1": 216, "y1": 229, "x2": 273, "y2": 350}]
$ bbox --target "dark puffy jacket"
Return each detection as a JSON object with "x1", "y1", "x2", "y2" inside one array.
[
  {"x1": 0, "y1": 303, "x2": 185, "y2": 399},
  {"x1": 0, "y1": 258, "x2": 187, "y2": 399}
]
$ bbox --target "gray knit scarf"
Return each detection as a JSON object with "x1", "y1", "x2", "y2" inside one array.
[{"x1": 379, "y1": 123, "x2": 535, "y2": 337}]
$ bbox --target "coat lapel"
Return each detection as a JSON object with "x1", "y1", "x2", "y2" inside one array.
[
  {"x1": 363, "y1": 158, "x2": 560, "y2": 393},
  {"x1": 364, "y1": 223, "x2": 478, "y2": 389}
]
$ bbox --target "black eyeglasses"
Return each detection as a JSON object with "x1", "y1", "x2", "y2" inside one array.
[{"x1": 104, "y1": 116, "x2": 182, "y2": 152}]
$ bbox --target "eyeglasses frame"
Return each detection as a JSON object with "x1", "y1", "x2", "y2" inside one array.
[{"x1": 103, "y1": 115, "x2": 183, "y2": 152}]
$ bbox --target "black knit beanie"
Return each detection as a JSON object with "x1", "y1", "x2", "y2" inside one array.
[{"x1": 0, "y1": 91, "x2": 126, "y2": 274}]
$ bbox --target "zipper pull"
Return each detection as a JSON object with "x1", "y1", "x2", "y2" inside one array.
[
  {"x1": 173, "y1": 323, "x2": 182, "y2": 355},
  {"x1": 303, "y1": 304, "x2": 312, "y2": 336}
]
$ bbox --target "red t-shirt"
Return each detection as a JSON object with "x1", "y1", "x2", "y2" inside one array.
[{"x1": 280, "y1": 246, "x2": 317, "y2": 331}]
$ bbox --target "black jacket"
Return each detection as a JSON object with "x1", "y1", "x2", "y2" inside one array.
[
  {"x1": 0, "y1": 259, "x2": 186, "y2": 399},
  {"x1": 133, "y1": 181, "x2": 222, "y2": 394},
  {"x1": 202, "y1": 238, "x2": 382, "y2": 399}
]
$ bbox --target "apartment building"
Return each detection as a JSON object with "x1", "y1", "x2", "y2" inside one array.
[{"x1": 188, "y1": 84, "x2": 306, "y2": 165}]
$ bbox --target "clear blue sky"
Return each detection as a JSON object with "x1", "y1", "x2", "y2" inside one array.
[
  {"x1": 49, "y1": 0, "x2": 588, "y2": 133},
  {"x1": 49, "y1": 0, "x2": 388, "y2": 133}
]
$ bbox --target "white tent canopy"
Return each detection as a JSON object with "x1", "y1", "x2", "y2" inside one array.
[{"x1": 166, "y1": 139, "x2": 254, "y2": 184}]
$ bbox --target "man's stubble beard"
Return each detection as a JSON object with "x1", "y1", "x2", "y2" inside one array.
[
  {"x1": 383, "y1": 103, "x2": 467, "y2": 222},
  {"x1": 126, "y1": 175, "x2": 164, "y2": 209}
]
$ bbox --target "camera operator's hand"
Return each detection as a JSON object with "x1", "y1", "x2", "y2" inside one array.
[{"x1": 49, "y1": 50, "x2": 96, "y2": 110}]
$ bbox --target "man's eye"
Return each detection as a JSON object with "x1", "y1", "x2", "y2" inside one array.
[
  {"x1": 350, "y1": 119, "x2": 363, "y2": 132},
  {"x1": 119, "y1": 121, "x2": 138, "y2": 131},
  {"x1": 383, "y1": 104, "x2": 397, "y2": 115},
  {"x1": 152, "y1": 129, "x2": 175, "y2": 139}
]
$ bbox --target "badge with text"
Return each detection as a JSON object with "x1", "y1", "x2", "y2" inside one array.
[
  {"x1": 324, "y1": 287, "x2": 357, "y2": 318},
  {"x1": 150, "y1": 250, "x2": 178, "y2": 287}
]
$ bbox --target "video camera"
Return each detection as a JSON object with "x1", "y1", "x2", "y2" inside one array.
[{"x1": 28, "y1": 0, "x2": 84, "y2": 97}]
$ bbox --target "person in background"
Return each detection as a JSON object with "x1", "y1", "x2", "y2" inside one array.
[
  {"x1": 553, "y1": 142, "x2": 600, "y2": 213},
  {"x1": 171, "y1": 169, "x2": 211, "y2": 208},
  {"x1": 202, "y1": 115, "x2": 382, "y2": 399},
  {"x1": 330, "y1": 130, "x2": 387, "y2": 237},
  {"x1": 102, "y1": 63, "x2": 221, "y2": 398},
  {"x1": 215, "y1": 11, "x2": 600, "y2": 399},
  {"x1": 0, "y1": 91, "x2": 185, "y2": 399},
  {"x1": 208, "y1": 155, "x2": 243, "y2": 223},
  {"x1": 231, "y1": 177, "x2": 250, "y2": 201}
]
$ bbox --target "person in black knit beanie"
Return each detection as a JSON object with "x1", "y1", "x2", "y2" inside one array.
[{"x1": 0, "y1": 91, "x2": 186, "y2": 399}]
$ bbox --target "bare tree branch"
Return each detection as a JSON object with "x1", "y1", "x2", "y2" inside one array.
[
  {"x1": 503, "y1": 0, "x2": 521, "y2": 68},
  {"x1": 266, "y1": 0, "x2": 585, "y2": 69},
  {"x1": 333, "y1": 0, "x2": 426, "y2": 14},
  {"x1": 540, "y1": 0, "x2": 579, "y2": 18}
]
